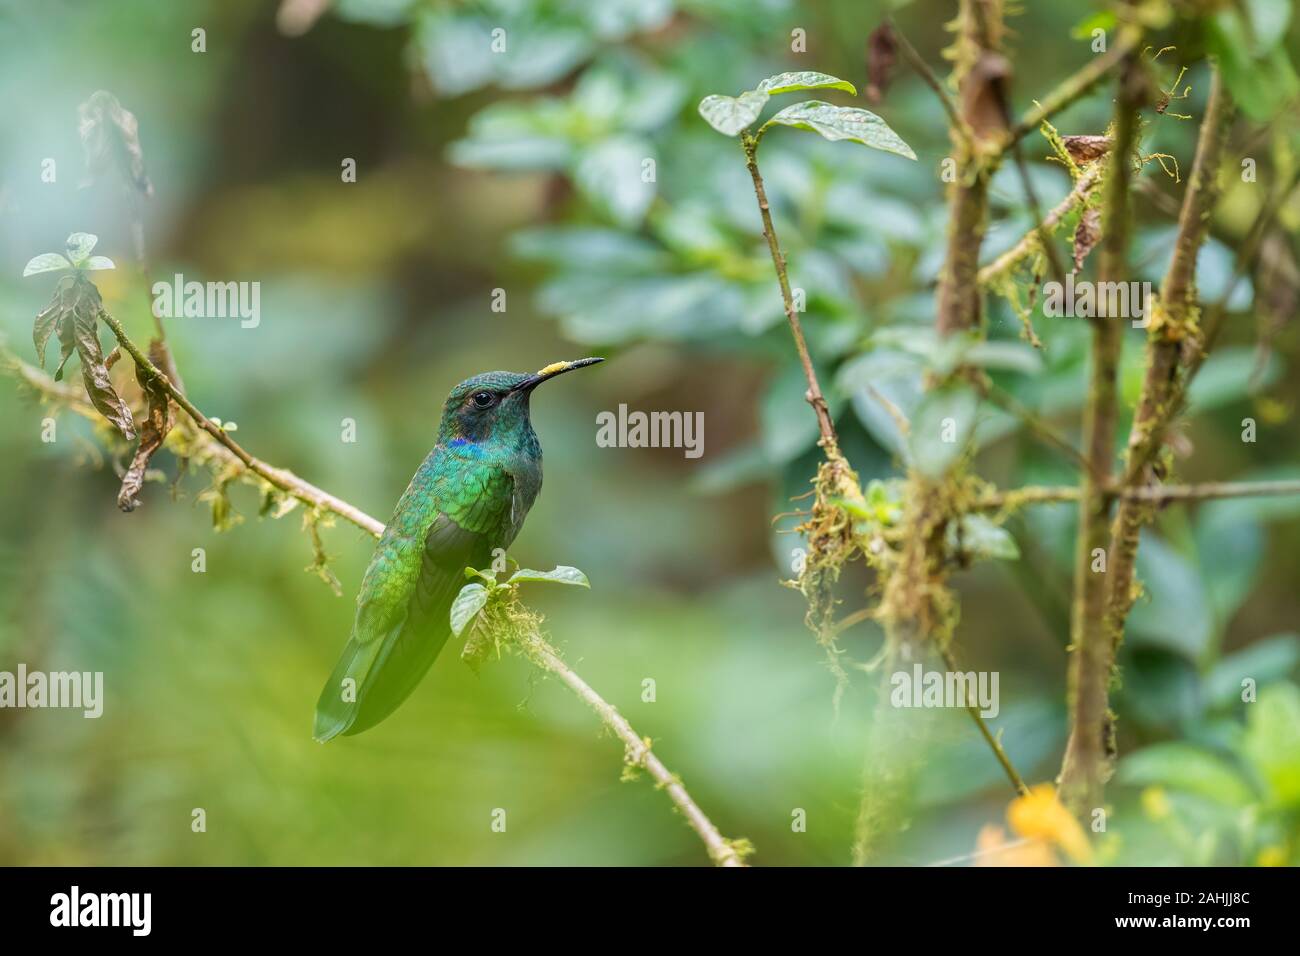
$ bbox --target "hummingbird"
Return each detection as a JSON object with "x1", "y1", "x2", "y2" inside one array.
[{"x1": 313, "y1": 357, "x2": 604, "y2": 742}]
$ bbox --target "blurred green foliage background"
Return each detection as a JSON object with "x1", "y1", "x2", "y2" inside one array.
[{"x1": 0, "y1": 0, "x2": 1298, "y2": 866}]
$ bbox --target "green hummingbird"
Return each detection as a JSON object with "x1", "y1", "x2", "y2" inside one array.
[{"x1": 314, "y1": 357, "x2": 604, "y2": 742}]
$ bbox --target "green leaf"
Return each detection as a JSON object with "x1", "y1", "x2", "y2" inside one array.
[
  {"x1": 1205, "y1": 634, "x2": 1300, "y2": 708},
  {"x1": 84, "y1": 256, "x2": 115, "y2": 271},
  {"x1": 760, "y1": 101, "x2": 916, "y2": 160},
  {"x1": 450, "y1": 583, "x2": 490, "y2": 637},
  {"x1": 908, "y1": 383, "x2": 978, "y2": 478},
  {"x1": 446, "y1": 99, "x2": 574, "y2": 172},
  {"x1": 1070, "y1": 10, "x2": 1116, "y2": 40},
  {"x1": 464, "y1": 566, "x2": 498, "y2": 584},
  {"x1": 962, "y1": 340, "x2": 1043, "y2": 375},
  {"x1": 761, "y1": 361, "x2": 844, "y2": 465},
  {"x1": 512, "y1": 227, "x2": 669, "y2": 273},
  {"x1": 1128, "y1": 535, "x2": 1212, "y2": 661},
  {"x1": 837, "y1": 348, "x2": 925, "y2": 458},
  {"x1": 1242, "y1": 683, "x2": 1300, "y2": 807},
  {"x1": 756, "y1": 71, "x2": 856, "y2": 97},
  {"x1": 575, "y1": 136, "x2": 656, "y2": 227},
  {"x1": 23, "y1": 253, "x2": 72, "y2": 277},
  {"x1": 64, "y1": 232, "x2": 98, "y2": 264},
  {"x1": 33, "y1": 295, "x2": 62, "y2": 367},
  {"x1": 1187, "y1": 346, "x2": 1279, "y2": 411},
  {"x1": 1244, "y1": 0, "x2": 1293, "y2": 53},
  {"x1": 1118, "y1": 743, "x2": 1257, "y2": 807},
  {"x1": 507, "y1": 565, "x2": 590, "y2": 587},
  {"x1": 697, "y1": 90, "x2": 768, "y2": 136},
  {"x1": 1207, "y1": 9, "x2": 1300, "y2": 122},
  {"x1": 948, "y1": 514, "x2": 1020, "y2": 561}
]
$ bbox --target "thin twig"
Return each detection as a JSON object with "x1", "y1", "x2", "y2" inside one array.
[
  {"x1": 1008, "y1": 142, "x2": 1068, "y2": 289},
  {"x1": 977, "y1": 164, "x2": 1103, "y2": 286},
  {"x1": 939, "y1": 645, "x2": 1029, "y2": 796},
  {"x1": 97, "y1": 308, "x2": 385, "y2": 538},
  {"x1": 740, "y1": 132, "x2": 839, "y2": 452},
  {"x1": 1101, "y1": 70, "x2": 1234, "y2": 667},
  {"x1": 1000, "y1": 26, "x2": 1141, "y2": 151},
  {"x1": 522, "y1": 634, "x2": 750, "y2": 867},
  {"x1": 926, "y1": 836, "x2": 1032, "y2": 867},
  {"x1": 3, "y1": 320, "x2": 748, "y2": 869},
  {"x1": 978, "y1": 377, "x2": 1092, "y2": 475},
  {"x1": 1179, "y1": 166, "x2": 1300, "y2": 391},
  {"x1": 830, "y1": 605, "x2": 875, "y2": 637},
  {"x1": 886, "y1": 16, "x2": 969, "y2": 141},
  {"x1": 969, "y1": 478, "x2": 1300, "y2": 511}
]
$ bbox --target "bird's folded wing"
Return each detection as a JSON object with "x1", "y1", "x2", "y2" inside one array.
[{"x1": 314, "y1": 462, "x2": 515, "y2": 740}]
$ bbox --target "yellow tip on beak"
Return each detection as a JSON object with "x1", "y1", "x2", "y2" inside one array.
[{"x1": 516, "y1": 357, "x2": 605, "y2": 392}]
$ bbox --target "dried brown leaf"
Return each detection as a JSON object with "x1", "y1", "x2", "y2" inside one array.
[
  {"x1": 962, "y1": 52, "x2": 1012, "y2": 145},
  {"x1": 1072, "y1": 207, "x2": 1102, "y2": 273},
  {"x1": 37, "y1": 277, "x2": 80, "y2": 381},
  {"x1": 866, "y1": 23, "x2": 898, "y2": 104},
  {"x1": 67, "y1": 277, "x2": 136, "y2": 440},
  {"x1": 1061, "y1": 135, "x2": 1111, "y2": 165},
  {"x1": 78, "y1": 90, "x2": 153, "y2": 197},
  {"x1": 33, "y1": 294, "x2": 64, "y2": 368},
  {"x1": 118, "y1": 341, "x2": 174, "y2": 512}
]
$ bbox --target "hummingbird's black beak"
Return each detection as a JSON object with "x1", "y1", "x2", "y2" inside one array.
[{"x1": 514, "y1": 357, "x2": 604, "y2": 393}]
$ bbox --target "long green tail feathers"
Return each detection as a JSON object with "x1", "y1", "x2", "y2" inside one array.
[{"x1": 312, "y1": 637, "x2": 386, "y2": 743}]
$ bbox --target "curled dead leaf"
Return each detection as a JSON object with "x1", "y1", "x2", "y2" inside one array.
[
  {"x1": 78, "y1": 90, "x2": 153, "y2": 197},
  {"x1": 118, "y1": 340, "x2": 174, "y2": 512},
  {"x1": 1061, "y1": 135, "x2": 1111, "y2": 165},
  {"x1": 33, "y1": 274, "x2": 136, "y2": 439},
  {"x1": 865, "y1": 23, "x2": 897, "y2": 105},
  {"x1": 1072, "y1": 206, "x2": 1102, "y2": 272},
  {"x1": 68, "y1": 278, "x2": 136, "y2": 440},
  {"x1": 962, "y1": 51, "x2": 1012, "y2": 146}
]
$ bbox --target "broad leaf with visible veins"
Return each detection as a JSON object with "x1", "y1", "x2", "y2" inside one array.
[
  {"x1": 697, "y1": 90, "x2": 769, "y2": 136},
  {"x1": 756, "y1": 71, "x2": 856, "y2": 96},
  {"x1": 761, "y1": 101, "x2": 916, "y2": 159}
]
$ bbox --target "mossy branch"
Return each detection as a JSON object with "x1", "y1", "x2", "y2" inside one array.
[
  {"x1": 95, "y1": 308, "x2": 385, "y2": 538},
  {"x1": 1057, "y1": 47, "x2": 1145, "y2": 815},
  {"x1": 1103, "y1": 69, "x2": 1234, "y2": 634},
  {"x1": 3, "y1": 319, "x2": 747, "y2": 868},
  {"x1": 519, "y1": 627, "x2": 751, "y2": 867},
  {"x1": 970, "y1": 479, "x2": 1300, "y2": 512},
  {"x1": 976, "y1": 163, "x2": 1103, "y2": 287},
  {"x1": 855, "y1": 0, "x2": 1006, "y2": 864},
  {"x1": 1060, "y1": 68, "x2": 1234, "y2": 812},
  {"x1": 1000, "y1": 25, "x2": 1141, "y2": 151}
]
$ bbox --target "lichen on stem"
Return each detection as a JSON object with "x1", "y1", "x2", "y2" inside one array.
[
  {"x1": 4, "y1": 309, "x2": 747, "y2": 869},
  {"x1": 1057, "y1": 46, "x2": 1147, "y2": 815}
]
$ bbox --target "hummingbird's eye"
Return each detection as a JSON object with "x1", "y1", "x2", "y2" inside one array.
[{"x1": 471, "y1": 390, "x2": 496, "y2": 409}]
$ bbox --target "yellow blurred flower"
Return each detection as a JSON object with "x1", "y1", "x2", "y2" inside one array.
[
  {"x1": 1006, "y1": 783, "x2": 1093, "y2": 864},
  {"x1": 1256, "y1": 846, "x2": 1287, "y2": 867},
  {"x1": 1141, "y1": 785, "x2": 1172, "y2": 821},
  {"x1": 973, "y1": 824, "x2": 1059, "y2": 867}
]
